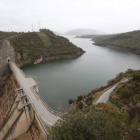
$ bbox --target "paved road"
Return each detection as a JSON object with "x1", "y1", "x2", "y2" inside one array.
[
  {"x1": 96, "y1": 79, "x2": 128, "y2": 103},
  {"x1": 10, "y1": 62, "x2": 60, "y2": 126},
  {"x1": 96, "y1": 84, "x2": 118, "y2": 103}
]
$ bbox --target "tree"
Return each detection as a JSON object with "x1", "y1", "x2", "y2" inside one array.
[{"x1": 48, "y1": 108, "x2": 124, "y2": 140}]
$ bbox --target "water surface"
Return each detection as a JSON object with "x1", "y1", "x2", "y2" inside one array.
[{"x1": 22, "y1": 35, "x2": 140, "y2": 111}]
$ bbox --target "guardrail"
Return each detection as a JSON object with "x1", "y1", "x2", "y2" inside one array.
[
  {"x1": 9, "y1": 62, "x2": 49, "y2": 134},
  {"x1": 31, "y1": 87, "x2": 64, "y2": 116},
  {"x1": 9, "y1": 62, "x2": 64, "y2": 128},
  {"x1": 19, "y1": 64, "x2": 64, "y2": 116},
  {"x1": 11, "y1": 62, "x2": 64, "y2": 115}
]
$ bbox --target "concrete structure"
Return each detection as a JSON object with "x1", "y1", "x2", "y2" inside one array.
[
  {"x1": 0, "y1": 61, "x2": 63, "y2": 139},
  {"x1": 0, "y1": 40, "x2": 64, "y2": 139},
  {"x1": 0, "y1": 86, "x2": 34, "y2": 140},
  {"x1": 9, "y1": 62, "x2": 61, "y2": 126}
]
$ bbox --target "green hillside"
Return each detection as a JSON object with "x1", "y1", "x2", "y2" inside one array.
[
  {"x1": 8, "y1": 29, "x2": 83, "y2": 63},
  {"x1": 94, "y1": 30, "x2": 140, "y2": 53},
  {"x1": 0, "y1": 31, "x2": 21, "y2": 41},
  {"x1": 109, "y1": 70, "x2": 140, "y2": 110}
]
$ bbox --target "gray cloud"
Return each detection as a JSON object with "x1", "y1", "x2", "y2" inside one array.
[{"x1": 0, "y1": 0, "x2": 140, "y2": 33}]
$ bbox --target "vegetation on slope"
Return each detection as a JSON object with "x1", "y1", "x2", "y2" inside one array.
[
  {"x1": 94, "y1": 30, "x2": 140, "y2": 53},
  {"x1": 40, "y1": 29, "x2": 82, "y2": 55},
  {"x1": 109, "y1": 70, "x2": 140, "y2": 109},
  {"x1": 8, "y1": 32, "x2": 45, "y2": 61},
  {"x1": 0, "y1": 31, "x2": 21, "y2": 41},
  {"x1": 7, "y1": 29, "x2": 83, "y2": 63},
  {"x1": 48, "y1": 102, "x2": 140, "y2": 140}
]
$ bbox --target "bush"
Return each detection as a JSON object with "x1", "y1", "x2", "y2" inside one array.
[
  {"x1": 132, "y1": 72, "x2": 140, "y2": 81},
  {"x1": 48, "y1": 109, "x2": 124, "y2": 140},
  {"x1": 77, "y1": 102, "x2": 83, "y2": 109},
  {"x1": 127, "y1": 106, "x2": 140, "y2": 120},
  {"x1": 77, "y1": 95, "x2": 83, "y2": 102},
  {"x1": 121, "y1": 88, "x2": 131, "y2": 99},
  {"x1": 110, "y1": 98, "x2": 123, "y2": 109}
]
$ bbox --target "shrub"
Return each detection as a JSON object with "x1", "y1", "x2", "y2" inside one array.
[
  {"x1": 48, "y1": 109, "x2": 124, "y2": 140},
  {"x1": 120, "y1": 88, "x2": 131, "y2": 99},
  {"x1": 132, "y1": 72, "x2": 140, "y2": 81},
  {"x1": 127, "y1": 106, "x2": 140, "y2": 120},
  {"x1": 110, "y1": 98, "x2": 123, "y2": 109},
  {"x1": 77, "y1": 102, "x2": 83, "y2": 109},
  {"x1": 77, "y1": 95, "x2": 83, "y2": 102}
]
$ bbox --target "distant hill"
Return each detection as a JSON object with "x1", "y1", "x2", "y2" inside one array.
[
  {"x1": 64, "y1": 28, "x2": 104, "y2": 35},
  {"x1": 93, "y1": 30, "x2": 140, "y2": 54}
]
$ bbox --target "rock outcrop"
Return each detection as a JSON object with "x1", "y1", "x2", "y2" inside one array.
[{"x1": 34, "y1": 57, "x2": 42, "y2": 64}]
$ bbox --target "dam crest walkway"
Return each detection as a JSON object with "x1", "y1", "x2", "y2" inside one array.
[{"x1": 9, "y1": 62, "x2": 62, "y2": 130}]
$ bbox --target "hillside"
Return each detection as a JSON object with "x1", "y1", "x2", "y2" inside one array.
[
  {"x1": 0, "y1": 31, "x2": 21, "y2": 41},
  {"x1": 49, "y1": 69, "x2": 140, "y2": 139},
  {"x1": 93, "y1": 30, "x2": 140, "y2": 54},
  {"x1": 109, "y1": 70, "x2": 140, "y2": 110},
  {"x1": 64, "y1": 28, "x2": 104, "y2": 35},
  {"x1": 7, "y1": 29, "x2": 84, "y2": 66}
]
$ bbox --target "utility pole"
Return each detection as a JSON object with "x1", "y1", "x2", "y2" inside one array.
[
  {"x1": 38, "y1": 20, "x2": 41, "y2": 30},
  {"x1": 32, "y1": 25, "x2": 33, "y2": 32}
]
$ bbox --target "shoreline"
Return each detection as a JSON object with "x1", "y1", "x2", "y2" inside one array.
[
  {"x1": 18, "y1": 50, "x2": 85, "y2": 67},
  {"x1": 93, "y1": 43, "x2": 140, "y2": 55}
]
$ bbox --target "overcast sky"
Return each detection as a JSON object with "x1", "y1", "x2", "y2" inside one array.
[{"x1": 1, "y1": 0, "x2": 140, "y2": 34}]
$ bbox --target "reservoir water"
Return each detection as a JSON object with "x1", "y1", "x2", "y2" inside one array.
[{"x1": 22, "y1": 35, "x2": 140, "y2": 112}]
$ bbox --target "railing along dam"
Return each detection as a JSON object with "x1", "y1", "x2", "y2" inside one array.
[{"x1": 9, "y1": 62, "x2": 64, "y2": 134}]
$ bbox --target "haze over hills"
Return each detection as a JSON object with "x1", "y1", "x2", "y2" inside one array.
[
  {"x1": 53, "y1": 31, "x2": 62, "y2": 35},
  {"x1": 64, "y1": 28, "x2": 104, "y2": 35}
]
